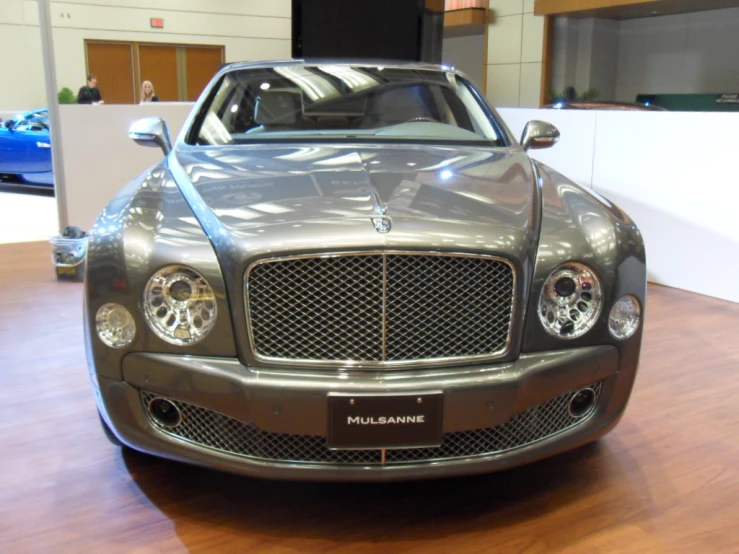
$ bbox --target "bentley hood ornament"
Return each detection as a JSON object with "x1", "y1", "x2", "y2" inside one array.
[{"x1": 372, "y1": 216, "x2": 392, "y2": 234}]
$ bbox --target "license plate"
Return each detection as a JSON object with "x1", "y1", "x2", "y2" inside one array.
[{"x1": 328, "y1": 392, "x2": 443, "y2": 450}]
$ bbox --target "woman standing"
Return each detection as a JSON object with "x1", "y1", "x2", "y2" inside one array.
[{"x1": 140, "y1": 81, "x2": 159, "y2": 103}]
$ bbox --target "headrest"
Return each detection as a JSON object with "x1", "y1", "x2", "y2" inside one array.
[
  {"x1": 368, "y1": 85, "x2": 430, "y2": 122},
  {"x1": 254, "y1": 91, "x2": 301, "y2": 125}
]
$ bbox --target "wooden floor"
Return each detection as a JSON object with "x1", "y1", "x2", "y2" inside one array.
[{"x1": 2, "y1": 241, "x2": 739, "y2": 553}]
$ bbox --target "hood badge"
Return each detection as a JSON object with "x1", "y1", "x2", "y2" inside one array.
[{"x1": 372, "y1": 216, "x2": 392, "y2": 234}]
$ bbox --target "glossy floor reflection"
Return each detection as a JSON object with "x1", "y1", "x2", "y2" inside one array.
[{"x1": 1, "y1": 241, "x2": 738, "y2": 553}]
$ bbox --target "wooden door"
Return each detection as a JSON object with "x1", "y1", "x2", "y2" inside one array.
[
  {"x1": 86, "y1": 42, "x2": 135, "y2": 104},
  {"x1": 185, "y1": 46, "x2": 223, "y2": 101},
  {"x1": 138, "y1": 44, "x2": 179, "y2": 102}
]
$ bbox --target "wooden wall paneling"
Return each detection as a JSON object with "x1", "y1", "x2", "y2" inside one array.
[
  {"x1": 540, "y1": 15, "x2": 555, "y2": 106},
  {"x1": 444, "y1": 8, "x2": 486, "y2": 28},
  {"x1": 138, "y1": 44, "x2": 180, "y2": 102},
  {"x1": 534, "y1": 0, "x2": 739, "y2": 18},
  {"x1": 184, "y1": 46, "x2": 224, "y2": 102},
  {"x1": 85, "y1": 41, "x2": 135, "y2": 104},
  {"x1": 445, "y1": 0, "x2": 486, "y2": 9},
  {"x1": 176, "y1": 48, "x2": 188, "y2": 101},
  {"x1": 535, "y1": 0, "x2": 656, "y2": 15},
  {"x1": 132, "y1": 43, "x2": 141, "y2": 104}
]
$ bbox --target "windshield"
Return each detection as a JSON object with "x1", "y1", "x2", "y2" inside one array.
[{"x1": 188, "y1": 64, "x2": 507, "y2": 147}]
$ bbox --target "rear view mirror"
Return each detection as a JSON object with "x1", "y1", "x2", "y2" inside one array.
[
  {"x1": 520, "y1": 120, "x2": 560, "y2": 151},
  {"x1": 129, "y1": 117, "x2": 171, "y2": 155}
]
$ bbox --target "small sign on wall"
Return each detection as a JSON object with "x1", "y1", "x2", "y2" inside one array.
[
  {"x1": 716, "y1": 94, "x2": 739, "y2": 105},
  {"x1": 150, "y1": 17, "x2": 164, "y2": 28}
]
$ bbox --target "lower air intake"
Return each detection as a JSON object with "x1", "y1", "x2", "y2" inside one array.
[{"x1": 142, "y1": 382, "x2": 602, "y2": 466}]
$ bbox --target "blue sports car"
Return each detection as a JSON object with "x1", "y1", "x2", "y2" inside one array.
[{"x1": 0, "y1": 108, "x2": 54, "y2": 187}]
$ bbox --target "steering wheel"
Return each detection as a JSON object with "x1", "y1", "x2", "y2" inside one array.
[{"x1": 405, "y1": 116, "x2": 438, "y2": 123}]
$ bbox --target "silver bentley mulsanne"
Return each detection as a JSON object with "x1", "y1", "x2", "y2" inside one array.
[{"x1": 85, "y1": 60, "x2": 646, "y2": 481}]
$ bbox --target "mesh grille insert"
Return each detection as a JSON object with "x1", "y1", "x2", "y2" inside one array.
[
  {"x1": 141, "y1": 382, "x2": 601, "y2": 466},
  {"x1": 246, "y1": 253, "x2": 515, "y2": 366},
  {"x1": 385, "y1": 254, "x2": 513, "y2": 361}
]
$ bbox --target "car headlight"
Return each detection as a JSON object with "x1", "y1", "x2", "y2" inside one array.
[
  {"x1": 538, "y1": 262, "x2": 602, "y2": 339},
  {"x1": 96, "y1": 303, "x2": 136, "y2": 348},
  {"x1": 143, "y1": 265, "x2": 217, "y2": 345},
  {"x1": 608, "y1": 295, "x2": 641, "y2": 340}
]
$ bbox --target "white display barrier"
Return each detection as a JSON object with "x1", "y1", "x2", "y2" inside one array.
[
  {"x1": 56, "y1": 104, "x2": 739, "y2": 304},
  {"x1": 498, "y1": 108, "x2": 598, "y2": 188},
  {"x1": 592, "y1": 111, "x2": 739, "y2": 305},
  {"x1": 499, "y1": 108, "x2": 739, "y2": 304},
  {"x1": 58, "y1": 103, "x2": 194, "y2": 231}
]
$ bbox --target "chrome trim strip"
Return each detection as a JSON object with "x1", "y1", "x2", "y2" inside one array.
[
  {"x1": 244, "y1": 251, "x2": 517, "y2": 370},
  {"x1": 381, "y1": 254, "x2": 387, "y2": 362}
]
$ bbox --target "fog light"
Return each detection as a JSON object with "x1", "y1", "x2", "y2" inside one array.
[
  {"x1": 569, "y1": 388, "x2": 596, "y2": 418},
  {"x1": 96, "y1": 303, "x2": 135, "y2": 348},
  {"x1": 147, "y1": 397, "x2": 182, "y2": 428},
  {"x1": 608, "y1": 295, "x2": 641, "y2": 340}
]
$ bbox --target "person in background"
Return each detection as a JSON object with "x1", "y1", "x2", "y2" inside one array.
[
  {"x1": 77, "y1": 74, "x2": 104, "y2": 105},
  {"x1": 140, "y1": 80, "x2": 159, "y2": 103}
]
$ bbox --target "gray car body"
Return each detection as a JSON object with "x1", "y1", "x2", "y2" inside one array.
[{"x1": 84, "y1": 61, "x2": 646, "y2": 481}]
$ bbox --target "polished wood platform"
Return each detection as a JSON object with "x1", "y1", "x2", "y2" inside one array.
[{"x1": 2, "y1": 241, "x2": 738, "y2": 553}]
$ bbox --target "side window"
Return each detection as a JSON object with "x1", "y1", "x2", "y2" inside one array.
[
  {"x1": 15, "y1": 116, "x2": 47, "y2": 132},
  {"x1": 15, "y1": 122, "x2": 43, "y2": 132}
]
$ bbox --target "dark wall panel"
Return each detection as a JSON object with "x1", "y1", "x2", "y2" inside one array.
[{"x1": 293, "y1": 0, "x2": 442, "y2": 63}]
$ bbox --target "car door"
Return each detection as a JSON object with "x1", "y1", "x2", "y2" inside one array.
[
  {"x1": 14, "y1": 120, "x2": 51, "y2": 174},
  {"x1": 0, "y1": 121, "x2": 21, "y2": 174}
]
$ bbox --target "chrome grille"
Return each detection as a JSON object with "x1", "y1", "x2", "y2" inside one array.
[
  {"x1": 248, "y1": 255, "x2": 384, "y2": 362},
  {"x1": 141, "y1": 382, "x2": 601, "y2": 466},
  {"x1": 246, "y1": 253, "x2": 515, "y2": 366}
]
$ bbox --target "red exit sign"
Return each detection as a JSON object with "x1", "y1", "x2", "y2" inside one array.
[{"x1": 150, "y1": 17, "x2": 164, "y2": 28}]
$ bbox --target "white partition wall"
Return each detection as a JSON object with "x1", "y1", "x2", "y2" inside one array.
[
  {"x1": 498, "y1": 108, "x2": 597, "y2": 188},
  {"x1": 498, "y1": 108, "x2": 739, "y2": 304},
  {"x1": 59, "y1": 103, "x2": 193, "y2": 231},
  {"x1": 591, "y1": 111, "x2": 739, "y2": 304}
]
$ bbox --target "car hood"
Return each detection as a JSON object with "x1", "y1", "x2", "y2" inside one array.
[{"x1": 171, "y1": 143, "x2": 539, "y2": 264}]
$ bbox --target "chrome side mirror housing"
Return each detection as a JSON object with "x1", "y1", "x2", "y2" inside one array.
[
  {"x1": 520, "y1": 120, "x2": 560, "y2": 152},
  {"x1": 129, "y1": 117, "x2": 171, "y2": 155}
]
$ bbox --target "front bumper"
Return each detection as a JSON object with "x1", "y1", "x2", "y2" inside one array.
[{"x1": 94, "y1": 345, "x2": 637, "y2": 481}]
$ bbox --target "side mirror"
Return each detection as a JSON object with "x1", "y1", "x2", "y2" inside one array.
[
  {"x1": 520, "y1": 120, "x2": 560, "y2": 152},
  {"x1": 129, "y1": 117, "x2": 171, "y2": 155},
  {"x1": 4, "y1": 119, "x2": 15, "y2": 130}
]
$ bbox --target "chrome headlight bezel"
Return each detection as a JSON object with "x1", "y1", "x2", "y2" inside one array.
[
  {"x1": 538, "y1": 262, "x2": 603, "y2": 339},
  {"x1": 143, "y1": 265, "x2": 218, "y2": 346}
]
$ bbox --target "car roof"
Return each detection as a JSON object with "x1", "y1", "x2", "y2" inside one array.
[{"x1": 220, "y1": 58, "x2": 452, "y2": 73}]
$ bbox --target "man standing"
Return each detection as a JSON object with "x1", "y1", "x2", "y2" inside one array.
[{"x1": 77, "y1": 74, "x2": 104, "y2": 105}]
